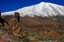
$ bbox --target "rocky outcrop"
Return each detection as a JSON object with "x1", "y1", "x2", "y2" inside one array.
[{"x1": 4, "y1": 12, "x2": 21, "y2": 37}]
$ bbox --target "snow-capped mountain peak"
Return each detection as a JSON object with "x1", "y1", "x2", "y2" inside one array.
[{"x1": 2, "y1": 2, "x2": 64, "y2": 17}]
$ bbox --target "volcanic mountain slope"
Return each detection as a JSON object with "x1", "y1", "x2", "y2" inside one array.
[
  {"x1": 2, "y1": 2, "x2": 64, "y2": 17},
  {"x1": 3, "y1": 15, "x2": 61, "y2": 31}
]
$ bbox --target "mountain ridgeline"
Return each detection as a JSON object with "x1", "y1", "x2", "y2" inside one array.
[{"x1": 2, "y1": 2, "x2": 64, "y2": 17}]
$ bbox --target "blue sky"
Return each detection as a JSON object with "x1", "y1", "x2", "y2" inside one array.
[{"x1": 0, "y1": 0, "x2": 64, "y2": 12}]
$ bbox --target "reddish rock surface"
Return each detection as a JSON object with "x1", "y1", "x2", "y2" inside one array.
[{"x1": 0, "y1": 39, "x2": 7, "y2": 42}]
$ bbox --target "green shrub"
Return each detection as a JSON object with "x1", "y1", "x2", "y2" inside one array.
[{"x1": 22, "y1": 36, "x2": 30, "y2": 42}]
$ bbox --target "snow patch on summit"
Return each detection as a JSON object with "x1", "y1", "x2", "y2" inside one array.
[{"x1": 2, "y1": 2, "x2": 64, "y2": 17}]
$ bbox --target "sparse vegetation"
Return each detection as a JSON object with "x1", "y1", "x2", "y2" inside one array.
[{"x1": 0, "y1": 14, "x2": 64, "y2": 42}]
